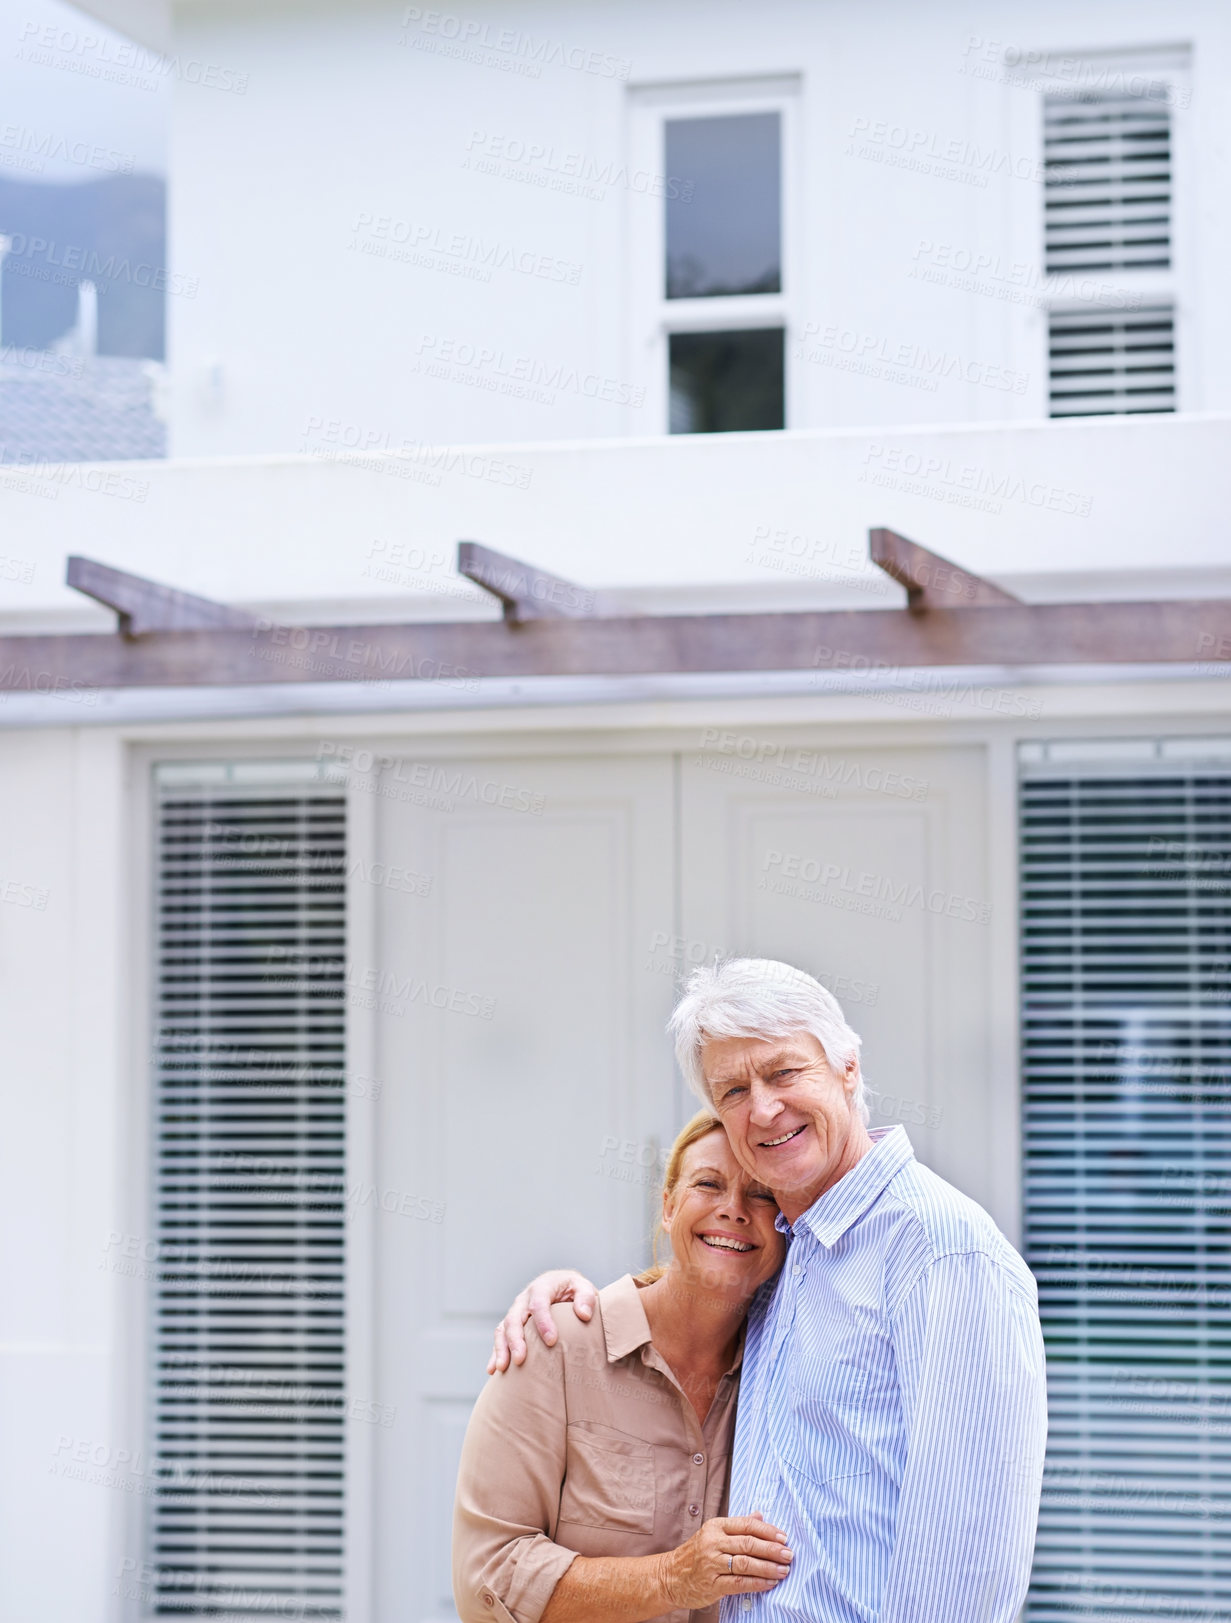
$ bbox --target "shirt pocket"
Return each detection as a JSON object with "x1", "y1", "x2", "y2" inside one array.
[
  {"x1": 785, "y1": 1357, "x2": 872, "y2": 1487},
  {"x1": 559, "y1": 1421, "x2": 657, "y2": 1535}
]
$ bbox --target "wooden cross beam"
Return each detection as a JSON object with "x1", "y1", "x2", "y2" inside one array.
[
  {"x1": 66, "y1": 556, "x2": 260, "y2": 638},
  {"x1": 0, "y1": 532, "x2": 1222, "y2": 693},
  {"x1": 457, "y1": 540, "x2": 604, "y2": 622},
  {"x1": 869, "y1": 528, "x2": 1019, "y2": 609}
]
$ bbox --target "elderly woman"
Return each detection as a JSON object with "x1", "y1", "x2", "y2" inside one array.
[{"x1": 451, "y1": 1110, "x2": 792, "y2": 1623}]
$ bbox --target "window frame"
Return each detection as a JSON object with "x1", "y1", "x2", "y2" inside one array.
[
  {"x1": 626, "y1": 75, "x2": 801, "y2": 435},
  {"x1": 1003, "y1": 46, "x2": 1193, "y2": 416}
]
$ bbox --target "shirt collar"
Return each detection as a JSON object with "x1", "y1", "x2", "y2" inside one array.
[
  {"x1": 598, "y1": 1273, "x2": 654, "y2": 1362},
  {"x1": 598, "y1": 1272, "x2": 747, "y2": 1374},
  {"x1": 782, "y1": 1125, "x2": 914, "y2": 1249}
]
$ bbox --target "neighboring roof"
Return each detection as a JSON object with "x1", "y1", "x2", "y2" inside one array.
[{"x1": 0, "y1": 352, "x2": 165, "y2": 464}]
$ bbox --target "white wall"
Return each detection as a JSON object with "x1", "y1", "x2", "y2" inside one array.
[
  {"x1": 3, "y1": 415, "x2": 1231, "y2": 643},
  {"x1": 0, "y1": 727, "x2": 131, "y2": 1623},
  {"x1": 164, "y1": 0, "x2": 1231, "y2": 456}
]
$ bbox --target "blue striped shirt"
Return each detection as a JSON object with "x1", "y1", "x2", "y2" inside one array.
[{"x1": 721, "y1": 1126, "x2": 1047, "y2": 1623}]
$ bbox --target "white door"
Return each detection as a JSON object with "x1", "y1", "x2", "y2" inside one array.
[
  {"x1": 678, "y1": 741, "x2": 995, "y2": 1206},
  {"x1": 366, "y1": 752, "x2": 678, "y2": 1622}
]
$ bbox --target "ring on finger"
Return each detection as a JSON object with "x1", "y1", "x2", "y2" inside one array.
[{"x1": 727, "y1": 1554, "x2": 734, "y2": 1574}]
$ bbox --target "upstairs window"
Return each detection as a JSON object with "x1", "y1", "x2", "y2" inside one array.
[
  {"x1": 628, "y1": 80, "x2": 796, "y2": 435},
  {"x1": 1022, "y1": 50, "x2": 1189, "y2": 416}
]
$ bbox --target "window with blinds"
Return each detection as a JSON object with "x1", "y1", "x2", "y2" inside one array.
[
  {"x1": 1020, "y1": 741, "x2": 1231, "y2": 1623},
  {"x1": 1043, "y1": 89, "x2": 1172, "y2": 275},
  {"x1": 150, "y1": 762, "x2": 348, "y2": 1620},
  {"x1": 1047, "y1": 304, "x2": 1175, "y2": 418},
  {"x1": 1040, "y1": 74, "x2": 1179, "y2": 419}
]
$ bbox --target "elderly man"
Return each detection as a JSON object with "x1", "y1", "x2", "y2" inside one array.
[{"x1": 490, "y1": 958, "x2": 1047, "y2": 1623}]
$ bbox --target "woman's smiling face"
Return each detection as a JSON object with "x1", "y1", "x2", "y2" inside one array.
[{"x1": 663, "y1": 1129, "x2": 784, "y2": 1300}]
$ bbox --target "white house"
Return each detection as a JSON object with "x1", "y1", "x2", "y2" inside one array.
[{"x1": 3, "y1": 3, "x2": 1230, "y2": 1622}]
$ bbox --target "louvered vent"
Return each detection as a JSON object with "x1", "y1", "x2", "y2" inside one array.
[
  {"x1": 1044, "y1": 90, "x2": 1171, "y2": 274},
  {"x1": 1048, "y1": 304, "x2": 1175, "y2": 417},
  {"x1": 1021, "y1": 747, "x2": 1231, "y2": 1623},
  {"x1": 151, "y1": 762, "x2": 348, "y2": 1619}
]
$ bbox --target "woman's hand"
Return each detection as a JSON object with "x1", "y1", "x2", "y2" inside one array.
[
  {"x1": 487, "y1": 1270, "x2": 599, "y2": 1373},
  {"x1": 658, "y1": 1515, "x2": 792, "y2": 1609}
]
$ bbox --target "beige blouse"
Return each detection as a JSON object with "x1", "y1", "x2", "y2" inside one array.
[{"x1": 452, "y1": 1274, "x2": 743, "y2": 1623}]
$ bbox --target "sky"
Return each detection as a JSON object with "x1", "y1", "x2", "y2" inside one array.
[{"x1": 1, "y1": 0, "x2": 168, "y2": 182}]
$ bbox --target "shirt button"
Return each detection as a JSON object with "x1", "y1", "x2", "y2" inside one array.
[
  {"x1": 483, "y1": 1598, "x2": 494, "y2": 1609},
  {"x1": 741, "y1": 1600, "x2": 752, "y2": 1612},
  {"x1": 792, "y1": 1263, "x2": 802, "y2": 1276},
  {"x1": 688, "y1": 1503, "x2": 701, "y2": 1517},
  {"x1": 693, "y1": 1452, "x2": 705, "y2": 1465}
]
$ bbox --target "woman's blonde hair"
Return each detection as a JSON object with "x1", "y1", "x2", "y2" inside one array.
[{"x1": 634, "y1": 1108, "x2": 724, "y2": 1285}]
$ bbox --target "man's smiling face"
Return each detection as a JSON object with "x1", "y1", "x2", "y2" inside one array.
[{"x1": 702, "y1": 1030, "x2": 869, "y2": 1222}]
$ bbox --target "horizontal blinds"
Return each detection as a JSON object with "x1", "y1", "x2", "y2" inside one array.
[
  {"x1": 1022, "y1": 763, "x2": 1231, "y2": 1623},
  {"x1": 151, "y1": 766, "x2": 347, "y2": 1619},
  {"x1": 1044, "y1": 90, "x2": 1172, "y2": 274},
  {"x1": 1048, "y1": 304, "x2": 1175, "y2": 417}
]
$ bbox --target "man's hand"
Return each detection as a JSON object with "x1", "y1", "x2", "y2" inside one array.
[
  {"x1": 487, "y1": 1269, "x2": 599, "y2": 1373},
  {"x1": 658, "y1": 1516, "x2": 793, "y2": 1610}
]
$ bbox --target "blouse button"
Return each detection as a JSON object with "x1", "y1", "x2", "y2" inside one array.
[
  {"x1": 688, "y1": 1503, "x2": 701, "y2": 1517},
  {"x1": 483, "y1": 1598, "x2": 494, "y2": 1609},
  {"x1": 693, "y1": 1453, "x2": 705, "y2": 1465}
]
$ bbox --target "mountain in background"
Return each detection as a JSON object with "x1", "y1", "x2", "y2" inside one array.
[{"x1": 0, "y1": 173, "x2": 167, "y2": 359}]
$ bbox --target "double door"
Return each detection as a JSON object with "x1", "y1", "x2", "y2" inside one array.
[{"x1": 361, "y1": 739, "x2": 992, "y2": 1620}]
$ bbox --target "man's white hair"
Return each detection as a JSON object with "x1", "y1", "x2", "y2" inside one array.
[{"x1": 668, "y1": 957, "x2": 868, "y2": 1122}]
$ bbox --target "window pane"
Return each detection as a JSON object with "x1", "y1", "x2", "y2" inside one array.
[
  {"x1": 669, "y1": 329, "x2": 783, "y2": 433},
  {"x1": 665, "y1": 113, "x2": 781, "y2": 299}
]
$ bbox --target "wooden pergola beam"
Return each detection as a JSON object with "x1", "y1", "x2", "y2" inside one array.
[
  {"x1": 66, "y1": 556, "x2": 260, "y2": 637},
  {"x1": 2, "y1": 599, "x2": 1228, "y2": 690},
  {"x1": 457, "y1": 540, "x2": 601, "y2": 623},
  {"x1": 869, "y1": 528, "x2": 1019, "y2": 610},
  {"x1": 0, "y1": 531, "x2": 1221, "y2": 693}
]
